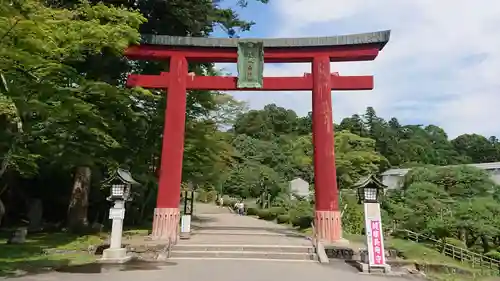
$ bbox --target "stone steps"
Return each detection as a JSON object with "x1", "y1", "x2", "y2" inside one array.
[
  {"x1": 173, "y1": 209, "x2": 317, "y2": 262},
  {"x1": 174, "y1": 244, "x2": 315, "y2": 253},
  {"x1": 193, "y1": 229, "x2": 294, "y2": 237},
  {"x1": 170, "y1": 244, "x2": 318, "y2": 262}
]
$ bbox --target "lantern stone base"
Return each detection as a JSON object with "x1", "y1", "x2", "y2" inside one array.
[
  {"x1": 354, "y1": 261, "x2": 392, "y2": 274},
  {"x1": 99, "y1": 248, "x2": 132, "y2": 264},
  {"x1": 315, "y1": 210, "x2": 347, "y2": 244},
  {"x1": 151, "y1": 207, "x2": 180, "y2": 243}
]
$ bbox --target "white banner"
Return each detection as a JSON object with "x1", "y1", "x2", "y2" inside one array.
[{"x1": 364, "y1": 203, "x2": 386, "y2": 266}]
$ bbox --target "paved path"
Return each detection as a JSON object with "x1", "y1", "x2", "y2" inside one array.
[
  {"x1": 7, "y1": 203, "x2": 418, "y2": 281},
  {"x1": 184, "y1": 203, "x2": 311, "y2": 246},
  {"x1": 12, "y1": 259, "x2": 418, "y2": 281}
]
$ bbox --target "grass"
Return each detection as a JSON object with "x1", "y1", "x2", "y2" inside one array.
[
  {"x1": 341, "y1": 232, "x2": 500, "y2": 281},
  {"x1": 0, "y1": 231, "x2": 104, "y2": 276},
  {"x1": 342, "y1": 233, "x2": 470, "y2": 268},
  {"x1": 0, "y1": 224, "x2": 154, "y2": 277},
  {"x1": 296, "y1": 228, "x2": 496, "y2": 280}
]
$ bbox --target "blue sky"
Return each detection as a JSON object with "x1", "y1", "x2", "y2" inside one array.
[{"x1": 212, "y1": 0, "x2": 500, "y2": 138}]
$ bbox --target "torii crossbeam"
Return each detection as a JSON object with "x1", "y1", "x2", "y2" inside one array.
[
  {"x1": 124, "y1": 30, "x2": 391, "y2": 244},
  {"x1": 127, "y1": 72, "x2": 373, "y2": 91}
]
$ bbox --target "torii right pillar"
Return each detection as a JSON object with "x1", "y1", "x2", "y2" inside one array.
[{"x1": 312, "y1": 55, "x2": 344, "y2": 243}]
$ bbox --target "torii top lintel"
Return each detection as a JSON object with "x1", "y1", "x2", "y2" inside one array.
[{"x1": 125, "y1": 30, "x2": 391, "y2": 63}]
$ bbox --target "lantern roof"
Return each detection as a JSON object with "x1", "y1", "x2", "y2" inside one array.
[
  {"x1": 352, "y1": 174, "x2": 386, "y2": 190},
  {"x1": 106, "y1": 168, "x2": 140, "y2": 185}
]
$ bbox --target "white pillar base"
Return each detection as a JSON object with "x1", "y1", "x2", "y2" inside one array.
[
  {"x1": 99, "y1": 248, "x2": 132, "y2": 264},
  {"x1": 179, "y1": 214, "x2": 191, "y2": 240},
  {"x1": 355, "y1": 262, "x2": 392, "y2": 274}
]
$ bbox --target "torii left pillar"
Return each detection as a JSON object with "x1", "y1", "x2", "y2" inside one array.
[
  {"x1": 151, "y1": 55, "x2": 188, "y2": 243},
  {"x1": 311, "y1": 56, "x2": 343, "y2": 243}
]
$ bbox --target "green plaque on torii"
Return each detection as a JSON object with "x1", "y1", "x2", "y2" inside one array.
[{"x1": 237, "y1": 41, "x2": 264, "y2": 88}]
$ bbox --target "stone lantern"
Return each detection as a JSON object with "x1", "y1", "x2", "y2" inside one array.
[
  {"x1": 99, "y1": 168, "x2": 139, "y2": 263},
  {"x1": 352, "y1": 174, "x2": 390, "y2": 273}
]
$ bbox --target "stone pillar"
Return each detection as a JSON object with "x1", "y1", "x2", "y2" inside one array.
[
  {"x1": 151, "y1": 55, "x2": 188, "y2": 242},
  {"x1": 109, "y1": 200, "x2": 125, "y2": 249},
  {"x1": 311, "y1": 56, "x2": 343, "y2": 243},
  {"x1": 100, "y1": 200, "x2": 131, "y2": 263}
]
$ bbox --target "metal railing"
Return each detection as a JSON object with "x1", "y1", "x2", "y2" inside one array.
[{"x1": 396, "y1": 229, "x2": 500, "y2": 274}]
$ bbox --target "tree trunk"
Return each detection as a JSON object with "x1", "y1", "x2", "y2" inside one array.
[
  {"x1": 0, "y1": 148, "x2": 12, "y2": 179},
  {"x1": 0, "y1": 198, "x2": 5, "y2": 227},
  {"x1": 66, "y1": 166, "x2": 91, "y2": 232},
  {"x1": 466, "y1": 232, "x2": 478, "y2": 248},
  {"x1": 458, "y1": 229, "x2": 466, "y2": 243},
  {"x1": 481, "y1": 235, "x2": 490, "y2": 253}
]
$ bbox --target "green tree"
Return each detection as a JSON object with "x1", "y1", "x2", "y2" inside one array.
[
  {"x1": 335, "y1": 131, "x2": 387, "y2": 189},
  {"x1": 452, "y1": 134, "x2": 499, "y2": 163},
  {"x1": 1, "y1": 0, "x2": 146, "y2": 230},
  {"x1": 387, "y1": 165, "x2": 500, "y2": 253}
]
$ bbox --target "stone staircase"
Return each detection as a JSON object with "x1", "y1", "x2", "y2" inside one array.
[
  {"x1": 169, "y1": 215, "x2": 318, "y2": 262},
  {"x1": 170, "y1": 244, "x2": 318, "y2": 261},
  {"x1": 168, "y1": 204, "x2": 320, "y2": 262}
]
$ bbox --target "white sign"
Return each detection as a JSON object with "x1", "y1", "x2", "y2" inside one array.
[
  {"x1": 109, "y1": 208, "x2": 125, "y2": 220},
  {"x1": 180, "y1": 215, "x2": 191, "y2": 233},
  {"x1": 364, "y1": 203, "x2": 386, "y2": 267}
]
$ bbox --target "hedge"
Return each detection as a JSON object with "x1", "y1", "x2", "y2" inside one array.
[
  {"x1": 485, "y1": 251, "x2": 500, "y2": 261},
  {"x1": 276, "y1": 214, "x2": 290, "y2": 224},
  {"x1": 196, "y1": 190, "x2": 208, "y2": 202},
  {"x1": 246, "y1": 206, "x2": 259, "y2": 216},
  {"x1": 221, "y1": 195, "x2": 238, "y2": 208},
  {"x1": 257, "y1": 209, "x2": 276, "y2": 221},
  {"x1": 290, "y1": 215, "x2": 313, "y2": 229},
  {"x1": 206, "y1": 190, "x2": 217, "y2": 202},
  {"x1": 268, "y1": 207, "x2": 286, "y2": 217},
  {"x1": 195, "y1": 190, "x2": 218, "y2": 203},
  {"x1": 444, "y1": 237, "x2": 467, "y2": 249}
]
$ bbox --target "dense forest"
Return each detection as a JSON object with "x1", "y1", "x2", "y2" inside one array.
[{"x1": 2, "y1": 0, "x2": 500, "y2": 259}]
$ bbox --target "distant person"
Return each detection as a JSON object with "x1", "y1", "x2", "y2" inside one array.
[
  {"x1": 233, "y1": 201, "x2": 242, "y2": 215},
  {"x1": 237, "y1": 201, "x2": 245, "y2": 216},
  {"x1": 218, "y1": 196, "x2": 224, "y2": 207}
]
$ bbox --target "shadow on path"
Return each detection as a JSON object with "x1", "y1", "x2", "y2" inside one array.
[{"x1": 55, "y1": 259, "x2": 177, "y2": 274}]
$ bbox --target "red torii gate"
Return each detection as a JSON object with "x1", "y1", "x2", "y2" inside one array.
[{"x1": 125, "y1": 31, "x2": 390, "y2": 244}]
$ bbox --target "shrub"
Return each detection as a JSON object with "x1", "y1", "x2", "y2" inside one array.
[
  {"x1": 228, "y1": 198, "x2": 238, "y2": 208},
  {"x1": 246, "y1": 207, "x2": 258, "y2": 216},
  {"x1": 290, "y1": 215, "x2": 313, "y2": 229},
  {"x1": 268, "y1": 207, "x2": 286, "y2": 217},
  {"x1": 257, "y1": 209, "x2": 276, "y2": 221},
  {"x1": 342, "y1": 203, "x2": 364, "y2": 235},
  {"x1": 288, "y1": 201, "x2": 314, "y2": 229},
  {"x1": 245, "y1": 203, "x2": 259, "y2": 216},
  {"x1": 196, "y1": 190, "x2": 208, "y2": 202},
  {"x1": 256, "y1": 208, "x2": 267, "y2": 218},
  {"x1": 221, "y1": 195, "x2": 237, "y2": 207},
  {"x1": 206, "y1": 190, "x2": 218, "y2": 202},
  {"x1": 276, "y1": 214, "x2": 290, "y2": 224},
  {"x1": 444, "y1": 237, "x2": 467, "y2": 249},
  {"x1": 485, "y1": 251, "x2": 500, "y2": 261}
]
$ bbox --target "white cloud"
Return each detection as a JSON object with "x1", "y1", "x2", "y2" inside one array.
[{"x1": 232, "y1": 0, "x2": 500, "y2": 138}]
